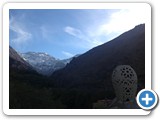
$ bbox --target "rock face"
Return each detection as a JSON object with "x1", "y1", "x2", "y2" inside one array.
[
  {"x1": 51, "y1": 24, "x2": 145, "y2": 99},
  {"x1": 9, "y1": 46, "x2": 34, "y2": 71},
  {"x1": 20, "y1": 52, "x2": 66, "y2": 76}
]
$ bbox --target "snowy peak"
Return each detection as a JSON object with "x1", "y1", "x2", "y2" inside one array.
[
  {"x1": 20, "y1": 52, "x2": 65, "y2": 76},
  {"x1": 21, "y1": 52, "x2": 56, "y2": 65}
]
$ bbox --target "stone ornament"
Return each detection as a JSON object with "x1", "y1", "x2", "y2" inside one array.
[{"x1": 112, "y1": 65, "x2": 138, "y2": 102}]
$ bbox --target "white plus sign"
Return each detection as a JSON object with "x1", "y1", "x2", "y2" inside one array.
[{"x1": 142, "y1": 93, "x2": 153, "y2": 105}]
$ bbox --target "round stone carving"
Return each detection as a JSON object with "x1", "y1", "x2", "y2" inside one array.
[{"x1": 112, "y1": 65, "x2": 138, "y2": 102}]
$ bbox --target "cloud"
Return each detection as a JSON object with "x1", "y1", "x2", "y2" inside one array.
[
  {"x1": 64, "y1": 26, "x2": 83, "y2": 39},
  {"x1": 97, "y1": 9, "x2": 146, "y2": 36},
  {"x1": 64, "y1": 26, "x2": 103, "y2": 48},
  {"x1": 9, "y1": 16, "x2": 32, "y2": 44},
  {"x1": 62, "y1": 51, "x2": 74, "y2": 58},
  {"x1": 83, "y1": 9, "x2": 147, "y2": 44}
]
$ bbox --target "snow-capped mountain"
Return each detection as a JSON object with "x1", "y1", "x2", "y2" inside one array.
[{"x1": 20, "y1": 52, "x2": 66, "y2": 76}]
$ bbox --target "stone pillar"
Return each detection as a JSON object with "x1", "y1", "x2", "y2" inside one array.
[{"x1": 112, "y1": 65, "x2": 138, "y2": 102}]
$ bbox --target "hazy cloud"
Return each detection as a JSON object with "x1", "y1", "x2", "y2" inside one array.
[
  {"x1": 9, "y1": 16, "x2": 32, "y2": 44},
  {"x1": 64, "y1": 26, "x2": 83, "y2": 39},
  {"x1": 97, "y1": 9, "x2": 146, "y2": 36},
  {"x1": 64, "y1": 26, "x2": 103, "y2": 48}
]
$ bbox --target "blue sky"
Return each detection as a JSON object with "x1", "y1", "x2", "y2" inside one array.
[{"x1": 9, "y1": 9, "x2": 146, "y2": 59}]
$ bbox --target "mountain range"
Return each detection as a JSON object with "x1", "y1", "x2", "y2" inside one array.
[
  {"x1": 20, "y1": 52, "x2": 80, "y2": 76},
  {"x1": 20, "y1": 52, "x2": 66, "y2": 76}
]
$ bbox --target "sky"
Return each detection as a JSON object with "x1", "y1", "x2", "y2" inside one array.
[{"x1": 9, "y1": 9, "x2": 146, "y2": 59}]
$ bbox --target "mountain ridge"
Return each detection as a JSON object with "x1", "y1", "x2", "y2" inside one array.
[{"x1": 51, "y1": 24, "x2": 145, "y2": 98}]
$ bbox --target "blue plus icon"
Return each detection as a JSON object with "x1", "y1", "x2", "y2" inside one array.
[
  {"x1": 136, "y1": 89, "x2": 158, "y2": 110},
  {"x1": 142, "y1": 93, "x2": 153, "y2": 105}
]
